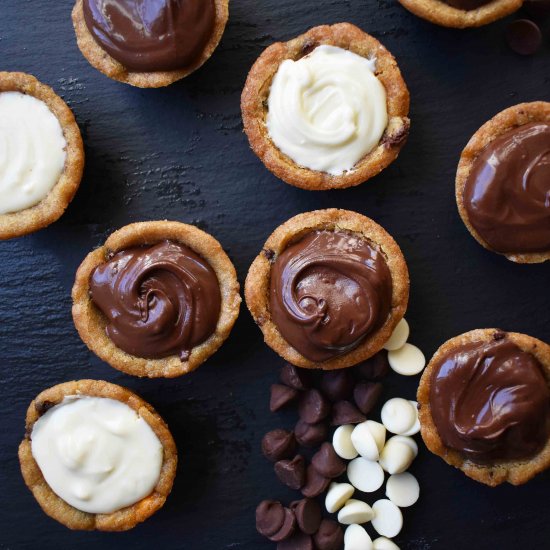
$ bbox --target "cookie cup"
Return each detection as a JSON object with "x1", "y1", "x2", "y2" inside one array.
[
  {"x1": 456, "y1": 102, "x2": 550, "y2": 264},
  {"x1": 19, "y1": 379, "x2": 177, "y2": 531},
  {"x1": 241, "y1": 23, "x2": 410, "y2": 190},
  {"x1": 72, "y1": 0, "x2": 229, "y2": 88},
  {"x1": 72, "y1": 221, "x2": 241, "y2": 378},
  {"x1": 418, "y1": 329, "x2": 550, "y2": 486},
  {"x1": 245, "y1": 209, "x2": 409, "y2": 370},
  {"x1": 398, "y1": 0, "x2": 522, "y2": 28},
  {"x1": 0, "y1": 72, "x2": 84, "y2": 240}
]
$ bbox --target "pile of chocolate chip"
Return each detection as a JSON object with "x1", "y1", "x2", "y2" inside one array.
[
  {"x1": 256, "y1": 353, "x2": 388, "y2": 549},
  {"x1": 506, "y1": 0, "x2": 550, "y2": 55}
]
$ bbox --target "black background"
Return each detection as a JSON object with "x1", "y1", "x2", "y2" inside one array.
[{"x1": 1, "y1": 1, "x2": 549, "y2": 549}]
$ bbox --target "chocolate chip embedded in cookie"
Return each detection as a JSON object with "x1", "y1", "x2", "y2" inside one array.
[
  {"x1": 241, "y1": 23, "x2": 410, "y2": 190},
  {"x1": 418, "y1": 329, "x2": 550, "y2": 486},
  {"x1": 72, "y1": 0, "x2": 229, "y2": 88},
  {"x1": 72, "y1": 220, "x2": 241, "y2": 378},
  {"x1": 18, "y1": 380, "x2": 177, "y2": 530},
  {"x1": 0, "y1": 72, "x2": 84, "y2": 240},
  {"x1": 245, "y1": 209, "x2": 409, "y2": 370},
  {"x1": 456, "y1": 102, "x2": 550, "y2": 263},
  {"x1": 398, "y1": 0, "x2": 522, "y2": 28}
]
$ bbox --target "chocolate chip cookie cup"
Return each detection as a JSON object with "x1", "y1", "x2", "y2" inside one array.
[
  {"x1": 245, "y1": 209, "x2": 409, "y2": 370},
  {"x1": 19, "y1": 380, "x2": 177, "y2": 531},
  {"x1": 456, "y1": 102, "x2": 550, "y2": 264},
  {"x1": 398, "y1": 0, "x2": 522, "y2": 28},
  {"x1": 0, "y1": 72, "x2": 84, "y2": 240},
  {"x1": 72, "y1": 0, "x2": 229, "y2": 88},
  {"x1": 72, "y1": 221, "x2": 241, "y2": 378},
  {"x1": 241, "y1": 23, "x2": 410, "y2": 190},
  {"x1": 418, "y1": 329, "x2": 550, "y2": 486}
]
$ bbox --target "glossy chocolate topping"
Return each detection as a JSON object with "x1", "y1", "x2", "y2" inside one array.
[
  {"x1": 463, "y1": 122, "x2": 550, "y2": 253},
  {"x1": 443, "y1": 0, "x2": 492, "y2": 9},
  {"x1": 83, "y1": 0, "x2": 215, "y2": 72},
  {"x1": 269, "y1": 230, "x2": 392, "y2": 362},
  {"x1": 430, "y1": 337, "x2": 550, "y2": 462},
  {"x1": 89, "y1": 240, "x2": 221, "y2": 360}
]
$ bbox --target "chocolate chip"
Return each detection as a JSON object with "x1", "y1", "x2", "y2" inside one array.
[
  {"x1": 298, "y1": 389, "x2": 330, "y2": 424},
  {"x1": 274, "y1": 455, "x2": 306, "y2": 490},
  {"x1": 263, "y1": 248, "x2": 275, "y2": 261},
  {"x1": 269, "y1": 508, "x2": 297, "y2": 542},
  {"x1": 301, "y1": 464, "x2": 331, "y2": 498},
  {"x1": 331, "y1": 400, "x2": 366, "y2": 426},
  {"x1": 270, "y1": 384, "x2": 299, "y2": 412},
  {"x1": 506, "y1": 19, "x2": 542, "y2": 55},
  {"x1": 281, "y1": 363, "x2": 311, "y2": 390},
  {"x1": 300, "y1": 39, "x2": 317, "y2": 57},
  {"x1": 35, "y1": 400, "x2": 56, "y2": 416},
  {"x1": 313, "y1": 519, "x2": 344, "y2": 550},
  {"x1": 320, "y1": 370, "x2": 354, "y2": 401},
  {"x1": 354, "y1": 351, "x2": 390, "y2": 380},
  {"x1": 290, "y1": 498, "x2": 322, "y2": 535},
  {"x1": 295, "y1": 419, "x2": 328, "y2": 448},
  {"x1": 256, "y1": 500, "x2": 285, "y2": 537},
  {"x1": 311, "y1": 442, "x2": 346, "y2": 478},
  {"x1": 493, "y1": 330, "x2": 507, "y2": 341},
  {"x1": 353, "y1": 381, "x2": 383, "y2": 415},
  {"x1": 262, "y1": 429, "x2": 296, "y2": 462},
  {"x1": 383, "y1": 120, "x2": 410, "y2": 148},
  {"x1": 277, "y1": 532, "x2": 314, "y2": 550}
]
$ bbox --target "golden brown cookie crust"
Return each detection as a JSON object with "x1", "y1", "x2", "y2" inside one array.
[
  {"x1": 19, "y1": 379, "x2": 177, "y2": 531},
  {"x1": 0, "y1": 72, "x2": 84, "y2": 240},
  {"x1": 72, "y1": 0, "x2": 229, "y2": 88},
  {"x1": 241, "y1": 23, "x2": 410, "y2": 191},
  {"x1": 398, "y1": 0, "x2": 522, "y2": 28},
  {"x1": 245, "y1": 209, "x2": 409, "y2": 370},
  {"x1": 72, "y1": 221, "x2": 241, "y2": 378},
  {"x1": 418, "y1": 329, "x2": 550, "y2": 486},
  {"x1": 456, "y1": 102, "x2": 550, "y2": 264}
]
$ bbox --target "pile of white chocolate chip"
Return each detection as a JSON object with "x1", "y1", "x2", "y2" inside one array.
[{"x1": 328, "y1": 318, "x2": 426, "y2": 549}]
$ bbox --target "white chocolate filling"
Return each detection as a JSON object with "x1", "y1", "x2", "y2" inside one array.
[
  {"x1": 0, "y1": 91, "x2": 67, "y2": 215},
  {"x1": 31, "y1": 396, "x2": 163, "y2": 514},
  {"x1": 266, "y1": 45, "x2": 388, "y2": 176}
]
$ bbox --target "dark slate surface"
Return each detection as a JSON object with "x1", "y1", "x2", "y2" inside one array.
[{"x1": 1, "y1": 1, "x2": 549, "y2": 549}]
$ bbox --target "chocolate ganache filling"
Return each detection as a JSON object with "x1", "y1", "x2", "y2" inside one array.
[
  {"x1": 443, "y1": 0, "x2": 492, "y2": 9},
  {"x1": 269, "y1": 230, "x2": 393, "y2": 362},
  {"x1": 89, "y1": 240, "x2": 221, "y2": 360},
  {"x1": 83, "y1": 0, "x2": 215, "y2": 72},
  {"x1": 430, "y1": 337, "x2": 550, "y2": 462},
  {"x1": 463, "y1": 122, "x2": 550, "y2": 254}
]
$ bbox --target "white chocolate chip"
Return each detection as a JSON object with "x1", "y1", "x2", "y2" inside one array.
[
  {"x1": 326, "y1": 482, "x2": 355, "y2": 514},
  {"x1": 351, "y1": 422, "x2": 380, "y2": 461},
  {"x1": 401, "y1": 401, "x2": 420, "y2": 436},
  {"x1": 383, "y1": 318, "x2": 409, "y2": 351},
  {"x1": 338, "y1": 499, "x2": 374, "y2": 525},
  {"x1": 373, "y1": 536, "x2": 401, "y2": 549},
  {"x1": 381, "y1": 398, "x2": 416, "y2": 435},
  {"x1": 386, "y1": 472, "x2": 420, "y2": 508},
  {"x1": 388, "y1": 343, "x2": 426, "y2": 376},
  {"x1": 379, "y1": 439, "x2": 415, "y2": 474},
  {"x1": 344, "y1": 524, "x2": 373, "y2": 550},
  {"x1": 371, "y1": 499, "x2": 403, "y2": 538},
  {"x1": 347, "y1": 457, "x2": 385, "y2": 493},
  {"x1": 366, "y1": 420, "x2": 386, "y2": 453},
  {"x1": 388, "y1": 435, "x2": 418, "y2": 457},
  {"x1": 333, "y1": 425, "x2": 359, "y2": 460}
]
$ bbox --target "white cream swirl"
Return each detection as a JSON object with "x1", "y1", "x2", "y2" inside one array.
[
  {"x1": 0, "y1": 91, "x2": 66, "y2": 215},
  {"x1": 31, "y1": 396, "x2": 163, "y2": 514},
  {"x1": 266, "y1": 45, "x2": 388, "y2": 176}
]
